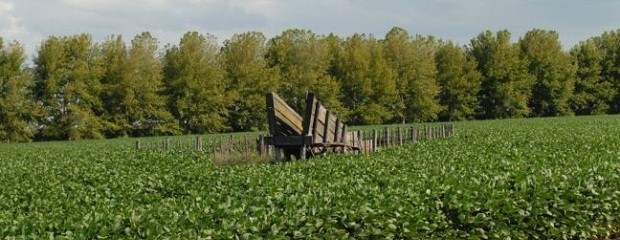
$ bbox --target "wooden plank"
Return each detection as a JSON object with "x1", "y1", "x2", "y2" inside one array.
[
  {"x1": 266, "y1": 93, "x2": 278, "y2": 135},
  {"x1": 334, "y1": 119, "x2": 341, "y2": 143},
  {"x1": 264, "y1": 135, "x2": 313, "y2": 146},
  {"x1": 312, "y1": 103, "x2": 327, "y2": 143},
  {"x1": 326, "y1": 113, "x2": 337, "y2": 143},
  {"x1": 267, "y1": 92, "x2": 303, "y2": 135},
  {"x1": 302, "y1": 92, "x2": 317, "y2": 136},
  {"x1": 323, "y1": 110, "x2": 331, "y2": 143},
  {"x1": 274, "y1": 103, "x2": 303, "y2": 134}
]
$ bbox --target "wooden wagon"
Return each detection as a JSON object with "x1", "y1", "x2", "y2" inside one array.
[{"x1": 264, "y1": 92, "x2": 362, "y2": 162}]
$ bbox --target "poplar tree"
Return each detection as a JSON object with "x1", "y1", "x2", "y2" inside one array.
[
  {"x1": 520, "y1": 29, "x2": 576, "y2": 116},
  {"x1": 266, "y1": 29, "x2": 344, "y2": 114},
  {"x1": 0, "y1": 39, "x2": 37, "y2": 142},
  {"x1": 33, "y1": 34, "x2": 105, "y2": 140},
  {"x1": 163, "y1": 31, "x2": 228, "y2": 134},
  {"x1": 221, "y1": 31, "x2": 280, "y2": 132},
  {"x1": 570, "y1": 40, "x2": 615, "y2": 115},
  {"x1": 384, "y1": 27, "x2": 441, "y2": 123},
  {"x1": 435, "y1": 41, "x2": 482, "y2": 121},
  {"x1": 593, "y1": 30, "x2": 620, "y2": 113},
  {"x1": 100, "y1": 32, "x2": 178, "y2": 137},
  {"x1": 335, "y1": 34, "x2": 398, "y2": 125},
  {"x1": 469, "y1": 30, "x2": 534, "y2": 119}
]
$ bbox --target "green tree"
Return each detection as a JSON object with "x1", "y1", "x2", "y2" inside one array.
[
  {"x1": 569, "y1": 40, "x2": 615, "y2": 115},
  {"x1": 0, "y1": 39, "x2": 37, "y2": 142},
  {"x1": 469, "y1": 30, "x2": 534, "y2": 119},
  {"x1": 163, "y1": 31, "x2": 229, "y2": 134},
  {"x1": 101, "y1": 32, "x2": 179, "y2": 137},
  {"x1": 334, "y1": 34, "x2": 398, "y2": 125},
  {"x1": 435, "y1": 41, "x2": 482, "y2": 121},
  {"x1": 520, "y1": 29, "x2": 576, "y2": 116},
  {"x1": 99, "y1": 35, "x2": 128, "y2": 137},
  {"x1": 593, "y1": 30, "x2": 620, "y2": 113},
  {"x1": 384, "y1": 27, "x2": 441, "y2": 123},
  {"x1": 33, "y1": 34, "x2": 105, "y2": 140},
  {"x1": 221, "y1": 31, "x2": 280, "y2": 132},
  {"x1": 266, "y1": 29, "x2": 344, "y2": 115}
]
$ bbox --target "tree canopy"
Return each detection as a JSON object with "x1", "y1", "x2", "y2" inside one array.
[{"x1": 1, "y1": 27, "x2": 619, "y2": 142}]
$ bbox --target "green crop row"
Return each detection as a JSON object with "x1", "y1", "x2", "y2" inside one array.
[{"x1": 0, "y1": 115, "x2": 619, "y2": 238}]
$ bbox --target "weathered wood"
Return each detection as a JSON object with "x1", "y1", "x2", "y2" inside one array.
[
  {"x1": 195, "y1": 136, "x2": 202, "y2": 151},
  {"x1": 266, "y1": 92, "x2": 303, "y2": 136},
  {"x1": 372, "y1": 129, "x2": 377, "y2": 152},
  {"x1": 302, "y1": 92, "x2": 318, "y2": 136},
  {"x1": 136, "y1": 140, "x2": 141, "y2": 150},
  {"x1": 397, "y1": 127, "x2": 403, "y2": 146}
]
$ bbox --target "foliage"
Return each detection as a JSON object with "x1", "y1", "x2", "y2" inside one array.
[
  {"x1": 520, "y1": 29, "x2": 576, "y2": 116},
  {"x1": 119, "y1": 32, "x2": 179, "y2": 137},
  {"x1": 570, "y1": 40, "x2": 616, "y2": 115},
  {"x1": 0, "y1": 116, "x2": 618, "y2": 238},
  {"x1": 334, "y1": 34, "x2": 399, "y2": 125},
  {"x1": 2, "y1": 28, "x2": 620, "y2": 142},
  {"x1": 33, "y1": 34, "x2": 106, "y2": 140},
  {"x1": 469, "y1": 30, "x2": 535, "y2": 119},
  {"x1": 221, "y1": 31, "x2": 280, "y2": 132},
  {"x1": 0, "y1": 39, "x2": 37, "y2": 142},
  {"x1": 164, "y1": 31, "x2": 229, "y2": 134},
  {"x1": 266, "y1": 29, "x2": 345, "y2": 114},
  {"x1": 435, "y1": 41, "x2": 482, "y2": 121},
  {"x1": 384, "y1": 27, "x2": 441, "y2": 123}
]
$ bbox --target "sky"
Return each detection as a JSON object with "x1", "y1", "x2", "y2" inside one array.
[{"x1": 1, "y1": 0, "x2": 619, "y2": 60}]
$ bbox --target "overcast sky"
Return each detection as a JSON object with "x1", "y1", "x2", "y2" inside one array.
[{"x1": 1, "y1": 0, "x2": 619, "y2": 59}]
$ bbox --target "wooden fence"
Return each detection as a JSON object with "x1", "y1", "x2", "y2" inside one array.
[{"x1": 135, "y1": 123, "x2": 455, "y2": 164}]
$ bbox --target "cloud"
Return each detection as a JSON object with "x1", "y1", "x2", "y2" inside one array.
[{"x1": 1, "y1": 0, "x2": 619, "y2": 61}]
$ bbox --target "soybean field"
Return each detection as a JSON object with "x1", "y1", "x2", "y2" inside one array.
[{"x1": 0, "y1": 115, "x2": 619, "y2": 238}]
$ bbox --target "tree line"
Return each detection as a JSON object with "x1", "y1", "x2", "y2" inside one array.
[{"x1": 1, "y1": 27, "x2": 619, "y2": 142}]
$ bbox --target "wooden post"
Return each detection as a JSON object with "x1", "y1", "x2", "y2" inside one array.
[
  {"x1": 383, "y1": 127, "x2": 389, "y2": 147},
  {"x1": 136, "y1": 139, "x2": 141, "y2": 150},
  {"x1": 275, "y1": 147, "x2": 282, "y2": 163},
  {"x1": 372, "y1": 129, "x2": 377, "y2": 152},
  {"x1": 257, "y1": 135, "x2": 264, "y2": 156},
  {"x1": 165, "y1": 137, "x2": 170, "y2": 151},
  {"x1": 195, "y1": 135, "x2": 202, "y2": 151},
  {"x1": 397, "y1": 127, "x2": 403, "y2": 146}
]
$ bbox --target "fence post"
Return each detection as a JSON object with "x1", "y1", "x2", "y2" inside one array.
[
  {"x1": 383, "y1": 127, "x2": 389, "y2": 147},
  {"x1": 397, "y1": 127, "x2": 403, "y2": 146},
  {"x1": 136, "y1": 139, "x2": 141, "y2": 150},
  {"x1": 372, "y1": 129, "x2": 377, "y2": 152},
  {"x1": 257, "y1": 134, "x2": 264, "y2": 156},
  {"x1": 164, "y1": 137, "x2": 170, "y2": 151},
  {"x1": 195, "y1": 135, "x2": 202, "y2": 151}
]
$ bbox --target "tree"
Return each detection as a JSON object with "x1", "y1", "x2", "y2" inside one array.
[
  {"x1": 33, "y1": 34, "x2": 105, "y2": 140},
  {"x1": 569, "y1": 40, "x2": 615, "y2": 115},
  {"x1": 221, "y1": 31, "x2": 280, "y2": 132},
  {"x1": 384, "y1": 27, "x2": 441, "y2": 123},
  {"x1": 334, "y1": 33, "x2": 398, "y2": 125},
  {"x1": 266, "y1": 29, "x2": 344, "y2": 115},
  {"x1": 593, "y1": 30, "x2": 620, "y2": 113},
  {"x1": 0, "y1": 39, "x2": 37, "y2": 142},
  {"x1": 435, "y1": 41, "x2": 482, "y2": 121},
  {"x1": 469, "y1": 30, "x2": 534, "y2": 119},
  {"x1": 163, "y1": 31, "x2": 229, "y2": 134},
  {"x1": 101, "y1": 32, "x2": 179, "y2": 137},
  {"x1": 520, "y1": 29, "x2": 576, "y2": 116}
]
